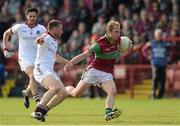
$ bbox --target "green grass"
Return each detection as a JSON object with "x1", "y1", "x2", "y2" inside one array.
[{"x1": 0, "y1": 97, "x2": 180, "y2": 125}]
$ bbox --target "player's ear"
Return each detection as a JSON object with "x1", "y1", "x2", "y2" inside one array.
[{"x1": 36, "y1": 38, "x2": 44, "y2": 45}]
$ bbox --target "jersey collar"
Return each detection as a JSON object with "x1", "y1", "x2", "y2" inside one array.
[
  {"x1": 105, "y1": 34, "x2": 114, "y2": 44},
  {"x1": 25, "y1": 21, "x2": 38, "y2": 28},
  {"x1": 47, "y1": 32, "x2": 56, "y2": 41}
]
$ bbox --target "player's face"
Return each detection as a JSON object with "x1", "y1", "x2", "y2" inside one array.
[
  {"x1": 26, "y1": 12, "x2": 38, "y2": 25},
  {"x1": 55, "y1": 24, "x2": 63, "y2": 38},
  {"x1": 110, "y1": 26, "x2": 120, "y2": 41}
]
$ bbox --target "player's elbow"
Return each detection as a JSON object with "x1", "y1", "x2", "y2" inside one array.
[{"x1": 3, "y1": 29, "x2": 11, "y2": 36}]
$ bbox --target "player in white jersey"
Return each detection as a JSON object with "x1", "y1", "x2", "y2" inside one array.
[
  {"x1": 3, "y1": 8, "x2": 47, "y2": 108},
  {"x1": 31, "y1": 20, "x2": 72, "y2": 122}
]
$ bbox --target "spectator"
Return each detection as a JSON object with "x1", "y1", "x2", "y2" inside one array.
[
  {"x1": 92, "y1": 14, "x2": 106, "y2": 35},
  {"x1": 9, "y1": 11, "x2": 24, "y2": 51},
  {"x1": 7, "y1": 0, "x2": 21, "y2": 16},
  {"x1": 131, "y1": 0, "x2": 144, "y2": 14},
  {"x1": 67, "y1": 30, "x2": 81, "y2": 49},
  {"x1": 0, "y1": 3, "x2": 13, "y2": 40},
  {"x1": 78, "y1": 22, "x2": 89, "y2": 48},
  {"x1": 142, "y1": 28, "x2": 172, "y2": 99},
  {"x1": 57, "y1": 0, "x2": 76, "y2": 41},
  {"x1": 75, "y1": 0, "x2": 91, "y2": 30}
]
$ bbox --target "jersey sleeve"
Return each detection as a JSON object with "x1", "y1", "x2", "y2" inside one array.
[
  {"x1": 43, "y1": 36, "x2": 51, "y2": 46},
  {"x1": 41, "y1": 25, "x2": 47, "y2": 34},
  {"x1": 89, "y1": 42, "x2": 100, "y2": 54},
  {"x1": 35, "y1": 33, "x2": 48, "y2": 45},
  {"x1": 11, "y1": 24, "x2": 21, "y2": 34}
]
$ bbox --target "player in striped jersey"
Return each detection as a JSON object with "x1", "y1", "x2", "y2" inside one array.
[{"x1": 64, "y1": 20, "x2": 128, "y2": 121}]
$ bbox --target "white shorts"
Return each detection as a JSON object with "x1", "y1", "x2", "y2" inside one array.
[
  {"x1": 18, "y1": 59, "x2": 34, "y2": 71},
  {"x1": 33, "y1": 68, "x2": 59, "y2": 85},
  {"x1": 81, "y1": 68, "x2": 113, "y2": 86}
]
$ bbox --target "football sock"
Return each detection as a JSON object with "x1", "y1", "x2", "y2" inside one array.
[
  {"x1": 35, "y1": 104, "x2": 50, "y2": 115},
  {"x1": 33, "y1": 94, "x2": 41, "y2": 103},
  {"x1": 105, "y1": 108, "x2": 113, "y2": 114}
]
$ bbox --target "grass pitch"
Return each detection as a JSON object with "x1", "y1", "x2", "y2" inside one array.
[{"x1": 0, "y1": 97, "x2": 180, "y2": 125}]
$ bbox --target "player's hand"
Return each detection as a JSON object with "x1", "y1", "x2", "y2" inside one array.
[
  {"x1": 3, "y1": 49, "x2": 14, "y2": 58},
  {"x1": 36, "y1": 38, "x2": 44, "y2": 45},
  {"x1": 64, "y1": 65, "x2": 69, "y2": 73},
  {"x1": 64, "y1": 62, "x2": 73, "y2": 73},
  {"x1": 130, "y1": 41, "x2": 134, "y2": 48}
]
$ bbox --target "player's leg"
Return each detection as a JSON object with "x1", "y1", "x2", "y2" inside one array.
[
  {"x1": 101, "y1": 80, "x2": 121, "y2": 121},
  {"x1": 66, "y1": 68, "x2": 95, "y2": 97},
  {"x1": 102, "y1": 80, "x2": 116, "y2": 109},
  {"x1": 158, "y1": 67, "x2": 166, "y2": 99},
  {"x1": 152, "y1": 66, "x2": 158, "y2": 99},
  {"x1": 32, "y1": 74, "x2": 67, "y2": 121},
  {"x1": 66, "y1": 80, "x2": 91, "y2": 97},
  {"x1": 22, "y1": 85, "x2": 31, "y2": 108},
  {"x1": 22, "y1": 84, "x2": 46, "y2": 108},
  {"x1": 24, "y1": 85, "x2": 32, "y2": 96},
  {"x1": 25, "y1": 66, "x2": 41, "y2": 103},
  {"x1": 46, "y1": 79, "x2": 68, "y2": 109}
]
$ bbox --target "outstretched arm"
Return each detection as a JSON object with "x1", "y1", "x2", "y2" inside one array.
[
  {"x1": 56, "y1": 54, "x2": 70, "y2": 64},
  {"x1": 64, "y1": 49, "x2": 92, "y2": 72},
  {"x1": 70, "y1": 50, "x2": 91, "y2": 65}
]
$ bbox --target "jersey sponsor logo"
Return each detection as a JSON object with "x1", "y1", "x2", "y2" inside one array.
[
  {"x1": 105, "y1": 48, "x2": 110, "y2": 51},
  {"x1": 22, "y1": 36, "x2": 37, "y2": 40},
  {"x1": 21, "y1": 30, "x2": 27, "y2": 33},
  {"x1": 111, "y1": 46, "x2": 116, "y2": 49}
]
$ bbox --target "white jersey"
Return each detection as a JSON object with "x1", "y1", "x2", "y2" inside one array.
[
  {"x1": 11, "y1": 23, "x2": 47, "y2": 62},
  {"x1": 34, "y1": 32, "x2": 58, "y2": 71}
]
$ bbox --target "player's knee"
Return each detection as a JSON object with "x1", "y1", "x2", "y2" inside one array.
[
  {"x1": 114, "y1": 89, "x2": 117, "y2": 95},
  {"x1": 60, "y1": 89, "x2": 68, "y2": 97},
  {"x1": 108, "y1": 89, "x2": 117, "y2": 96},
  {"x1": 55, "y1": 87, "x2": 68, "y2": 97},
  {"x1": 51, "y1": 87, "x2": 60, "y2": 94},
  {"x1": 72, "y1": 91, "x2": 81, "y2": 97}
]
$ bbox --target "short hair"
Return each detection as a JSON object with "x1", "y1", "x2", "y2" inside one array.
[
  {"x1": 106, "y1": 20, "x2": 120, "y2": 33},
  {"x1": 154, "y1": 28, "x2": 162, "y2": 37},
  {"x1": 47, "y1": 20, "x2": 63, "y2": 30},
  {"x1": 26, "y1": 7, "x2": 39, "y2": 15}
]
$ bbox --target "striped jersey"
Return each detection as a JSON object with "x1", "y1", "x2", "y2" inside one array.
[{"x1": 89, "y1": 34, "x2": 121, "y2": 73}]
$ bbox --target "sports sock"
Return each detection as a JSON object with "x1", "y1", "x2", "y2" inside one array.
[
  {"x1": 33, "y1": 94, "x2": 41, "y2": 103},
  {"x1": 35, "y1": 104, "x2": 50, "y2": 115},
  {"x1": 105, "y1": 108, "x2": 112, "y2": 114}
]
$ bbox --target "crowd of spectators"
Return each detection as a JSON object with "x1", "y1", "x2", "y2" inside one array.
[
  {"x1": 0, "y1": 0, "x2": 180, "y2": 97},
  {"x1": 0, "y1": 0, "x2": 179, "y2": 65}
]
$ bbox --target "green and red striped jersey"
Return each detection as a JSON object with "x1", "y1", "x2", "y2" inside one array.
[{"x1": 89, "y1": 34, "x2": 120, "y2": 74}]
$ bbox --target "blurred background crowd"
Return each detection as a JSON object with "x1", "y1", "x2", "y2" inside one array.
[
  {"x1": 0, "y1": 0, "x2": 180, "y2": 97},
  {"x1": 0, "y1": 0, "x2": 179, "y2": 64}
]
